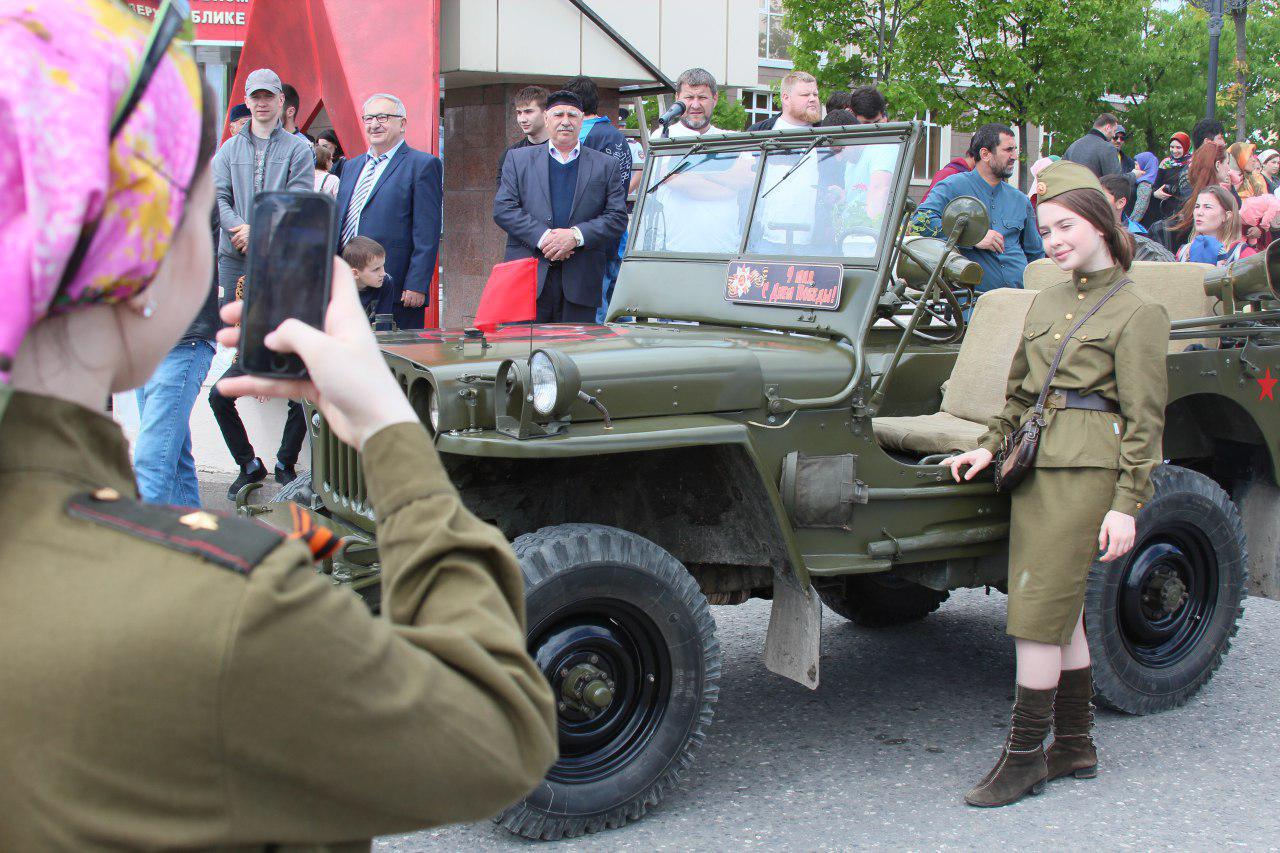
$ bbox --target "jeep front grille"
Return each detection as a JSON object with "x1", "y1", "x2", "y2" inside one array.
[{"x1": 318, "y1": 417, "x2": 371, "y2": 518}]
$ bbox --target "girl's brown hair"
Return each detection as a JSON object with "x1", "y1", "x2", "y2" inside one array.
[
  {"x1": 1042, "y1": 188, "x2": 1136, "y2": 270},
  {"x1": 1171, "y1": 142, "x2": 1227, "y2": 231},
  {"x1": 314, "y1": 142, "x2": 333, "y2": 171},
  {"x1": 1193, "y1": 185, "x2": 1243, "y2": 245}
]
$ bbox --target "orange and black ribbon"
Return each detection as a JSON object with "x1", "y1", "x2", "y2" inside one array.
[{"x1": 287, "y1": 502, "x2": 342, "y2": 561}]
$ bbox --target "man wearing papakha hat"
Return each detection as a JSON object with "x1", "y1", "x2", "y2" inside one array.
[
  {"x1": 944, "y1": 159, "x2": 1169, "y2": 809},
  {"x1": 494, "y1": 89, "x2": 628, "y2": 323}
]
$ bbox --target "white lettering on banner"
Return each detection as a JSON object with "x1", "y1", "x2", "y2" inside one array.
[{"x1": 191, "y1": 11, "x2": 246, "y2": 24}]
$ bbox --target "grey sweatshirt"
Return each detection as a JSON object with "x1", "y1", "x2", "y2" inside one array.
[{"x1": 211, "y1": 124, "x2": 315, "y2": 258}]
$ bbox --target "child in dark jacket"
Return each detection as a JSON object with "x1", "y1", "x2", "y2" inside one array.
[{"x1": 342, "y1": 236, "x2": 391, "y2": 323}]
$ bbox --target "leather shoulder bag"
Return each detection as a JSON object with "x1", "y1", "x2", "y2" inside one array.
[{"x1": 993, "y1": 276, "x2": 1130, "y2": 493}]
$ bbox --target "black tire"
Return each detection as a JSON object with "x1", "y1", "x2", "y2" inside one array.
[
  {"x1": 269, "y1": 471, "x2": 315, "y2": 507},
  {"x1": 496, "y1": 524, "x2": 720, "y2": 841},
  {"x1": 818, "y1": 573, "x2": 949, "y2": 626},
  {"x1": 1086, "y1": 465, "x2": 1247, "y2": 714}
]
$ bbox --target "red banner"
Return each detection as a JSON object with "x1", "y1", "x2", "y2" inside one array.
[{"x1": 127, "y1": 0, "x2": 253, "y2": 43}]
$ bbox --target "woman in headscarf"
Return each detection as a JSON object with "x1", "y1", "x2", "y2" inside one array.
[
  {"x1": 1129, "y1": 151, "x2": 1160, "y2": 223},
  {"x1": 1229, "y1": 141, "x2": 1268, "y2": 199},
  {"x1": 1147, "y1": 132, "x2": 1192, "y2": 228},
  {"x1": 1259, "y1": 148, "x2": 1280, "y2": 193},
  {"x1": 0, "y1": 1, "x2": 556, "y2": 847}
]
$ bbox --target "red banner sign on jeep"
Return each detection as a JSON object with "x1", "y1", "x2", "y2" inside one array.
[{"x1": 725, "y1": 262, "x2": 843, "y2": 310}]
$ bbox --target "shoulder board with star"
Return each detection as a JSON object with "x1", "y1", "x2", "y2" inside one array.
[{"x1": 67, "y1": 488, "x2": 288, "y2": 575}]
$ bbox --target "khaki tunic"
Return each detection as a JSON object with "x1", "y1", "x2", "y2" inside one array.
[
  {"x1": 0, "y1": 391, "x2": 557, "y2": 851},
  {"x1": 976, "y1": 266, "x2": 1170, "y2": 644}
]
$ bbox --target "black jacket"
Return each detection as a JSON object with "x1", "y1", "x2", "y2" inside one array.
[{"x1": 747, "y1": 114, "x2": 780, "y2": 132}]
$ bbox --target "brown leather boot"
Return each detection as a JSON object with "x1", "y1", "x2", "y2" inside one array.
[
  {"x1": 1046, "y1": 666, "x2": 1098, "y2": 781},
  {"x1": 965, "y1": 685, "x2": 1054, "y2": 807}
]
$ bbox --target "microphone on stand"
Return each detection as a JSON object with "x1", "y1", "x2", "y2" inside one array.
[{"x1": 658, "y1": 101, "x2": 686, "y2": 138}]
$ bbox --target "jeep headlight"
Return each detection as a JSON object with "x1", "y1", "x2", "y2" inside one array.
[
  {"x1": 427, "y1": 386, "x2": 440, "y2": 432},
  {"x1": 528, "y1": 349, "x2": 581, "y2": 418}
]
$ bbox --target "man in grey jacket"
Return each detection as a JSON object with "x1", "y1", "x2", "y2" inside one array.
[
  {"x1": 1063, "y1": 113, "x2": 1122, "y2": 179},
  {"x1": 210, "y1": 68, "x2": 314, "y2": 305},
  {"x1": 208, "y1": 68, "x2": 314, "y2": 499}
]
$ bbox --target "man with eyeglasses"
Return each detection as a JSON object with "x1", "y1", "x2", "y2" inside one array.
[{"x1": 335, "y1": 93, "x2": 443, "y2": 331}]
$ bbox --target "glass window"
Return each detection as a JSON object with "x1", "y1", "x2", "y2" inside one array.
[
  {"x1": 634, "y1": 150, "x2": 762, "y2": 255},
  {"x1": 912, "y1": 111, "x2": 944, "y2": 183},
  {"x1": 745, "y1": 89, "x2": 777, "y2": 127},
  {"x1": 759, "y1": 0, "x2": 791, "y2": 61},
  {"x1": 746, "y1": 142, "x2": 901, "y2": 260}
]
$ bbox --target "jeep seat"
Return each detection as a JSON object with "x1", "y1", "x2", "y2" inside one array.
[
  {"x1": 1023, "y1": 258, "x2": 1217, "y2": 352},
  {"x1": 872, "y1": 288, "x2": 1038, "y2": 457}
]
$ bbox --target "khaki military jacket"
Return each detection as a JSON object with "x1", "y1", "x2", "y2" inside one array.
[
  {"x1": 977, "y1": 266, "x2": 1171, "y2": 515},
  {"x1": 0, "y1": 392, "x2": 556, "y2": 851}
]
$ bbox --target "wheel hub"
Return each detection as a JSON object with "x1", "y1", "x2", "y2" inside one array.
[
  {"x1": 1141, "y1": 568, "x2": 1188, "y2": 619},
  {"x1": 560, "y1": 662, "x2": 616, "y2": 718}
]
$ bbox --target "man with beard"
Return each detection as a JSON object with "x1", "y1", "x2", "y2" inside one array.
[
  {"x1": 666, "y1": 68, "x2": 725, "y2": 137},
  {"x1": 916, "y1": 123, "x2": 1044, "y2": 294},
  {"x1": 747, "y1": 70, "x2": 821, "y2": 131}
]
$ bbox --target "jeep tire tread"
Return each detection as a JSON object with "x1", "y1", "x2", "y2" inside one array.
[
  {"x1": 1086, "y1": 465, "x2": 1247, "y2": 714},
  {"x1": 495, "y1": 524, "x2": 721, "y2": 841}
]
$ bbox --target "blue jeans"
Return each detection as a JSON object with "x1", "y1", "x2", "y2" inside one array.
[{"x1": 134, "y1": 339, "x2": 216, "y2": 506}]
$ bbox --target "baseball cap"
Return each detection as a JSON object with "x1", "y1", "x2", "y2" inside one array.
[
  {"x1": 245, "y1": 68, "x2": 283, "y2": 96},
  {"x1": 228, "y1": 103, "x2": 251, "y2": 122}
]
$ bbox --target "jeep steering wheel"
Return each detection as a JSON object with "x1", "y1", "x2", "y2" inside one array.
[{"x1": 884, "y1": 277, "x2": 969, "y2": 344}]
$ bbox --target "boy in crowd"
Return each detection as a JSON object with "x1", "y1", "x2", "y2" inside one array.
[{"x1": 343, "y1": 236, "x2": 391, "y2": 322}]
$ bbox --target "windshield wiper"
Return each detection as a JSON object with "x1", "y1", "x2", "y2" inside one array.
[
  {"x1": 760, "y1": 137, "x2": 824, "y2": 199},
  {"x1": 645, "y1": 144, "x2": 705, "y2": 195}
]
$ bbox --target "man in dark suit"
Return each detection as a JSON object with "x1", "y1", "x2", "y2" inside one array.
[
  {"x1": 336, "y1": 93, "x2": 442, "y2": 330},
  {"x1": 493, "y1": 90, "x2": 628, "y2": 323}
]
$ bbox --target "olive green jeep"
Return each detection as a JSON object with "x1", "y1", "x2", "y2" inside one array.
[{"x1": 246, "y1": 121, "x2": 1280, "y2": 840}]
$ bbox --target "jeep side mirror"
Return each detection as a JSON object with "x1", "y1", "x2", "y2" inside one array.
[{"x1": 940, "y1": 196, "x2": 990, "y2": 249}]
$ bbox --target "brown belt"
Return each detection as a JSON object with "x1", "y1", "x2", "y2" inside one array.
[{"x1": 1047, "y1": 388, "x2": 1120, "y2": 414}]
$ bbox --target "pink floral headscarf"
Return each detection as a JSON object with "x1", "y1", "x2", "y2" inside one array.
[{"x1": 0, "y1": 0, "x2": 203, "y2": 381}]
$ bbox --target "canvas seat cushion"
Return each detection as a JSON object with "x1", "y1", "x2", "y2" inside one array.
[
  {"x1": 871, "y1": 411, "x2": 989, "y2": 456},
  {"x1": 873, "y1": 288, "x2": 1038, "y2": 458}
]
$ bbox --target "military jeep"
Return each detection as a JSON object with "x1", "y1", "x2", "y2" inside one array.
[{"x1": 251, "y1": 121, "x2": 1280, "y2": 840}]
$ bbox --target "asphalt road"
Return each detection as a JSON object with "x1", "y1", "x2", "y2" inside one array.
[{"x1": 200, "y1": 474, "x2": 1280, "y2": 851}]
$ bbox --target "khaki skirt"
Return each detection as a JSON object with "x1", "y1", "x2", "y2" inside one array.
[{"x1": 1007, "y1": 466, "x2": 1119, "y2": 645}]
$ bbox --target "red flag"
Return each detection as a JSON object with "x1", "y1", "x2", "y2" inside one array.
[{"x1": 474, "y1": 257, "x2": 538, "y2": 331}]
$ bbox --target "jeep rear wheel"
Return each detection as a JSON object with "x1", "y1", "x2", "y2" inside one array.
[
  {"x1": 1086, "y1": 465, "x2": 1247, "y2": 714},
  {"x1": 496, "y1": 524, "x2": 720, "y2": 841},
  {"x1": 818, "y1": 573, "x2": 949, "y2": 626}
]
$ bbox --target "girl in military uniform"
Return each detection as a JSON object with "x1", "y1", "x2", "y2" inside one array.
[
  {"x1": 0, "y1": 3, "x2": 555, "y2": 847},
  {"x1": 943, "y1": 161, "x2": 1170, "y2": 807}
]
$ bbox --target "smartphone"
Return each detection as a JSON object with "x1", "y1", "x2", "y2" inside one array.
[{"x1": 240, "y1": 191, "x2": 337, "y2": 378}]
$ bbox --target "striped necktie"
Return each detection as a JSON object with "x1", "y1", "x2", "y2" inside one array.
[{"x1": 340, "y1": 154, "x2": 387, "y2": 247}]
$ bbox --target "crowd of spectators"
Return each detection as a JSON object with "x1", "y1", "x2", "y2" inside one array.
[{"x1": 137, "y1": 60, "x2": 1280, "y2": 507}]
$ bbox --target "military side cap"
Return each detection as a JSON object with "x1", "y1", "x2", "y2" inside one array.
[{"x1": 1034, "y1": 160, "x2": 1106, "y2": 204}]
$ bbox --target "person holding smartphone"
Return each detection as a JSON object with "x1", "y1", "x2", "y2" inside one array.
[{"x1": 0, "y1": 4, "x2": 556, "y2": 847}]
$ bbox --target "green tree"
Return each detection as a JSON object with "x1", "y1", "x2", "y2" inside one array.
[
  {"x1": 782, "y1": 0, "x2": 926, "y2": 91},
  {"x1": 892, "y1": 0, "x2": 1141, "y2": 188}
]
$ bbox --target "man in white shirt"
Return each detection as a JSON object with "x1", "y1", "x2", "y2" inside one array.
[{"x1": 747, "y1": 70, "x2": 821, "y2": 132}]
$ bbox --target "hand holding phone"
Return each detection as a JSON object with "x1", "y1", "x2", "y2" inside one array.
[
  {"x1": 240, "y1": 191, "x2": 337, "y2": 378},
  {"x1": 216, "y1": 259, "x2": 418, "y2": 450}
]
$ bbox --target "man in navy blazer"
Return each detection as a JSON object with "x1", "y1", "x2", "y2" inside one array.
[
  {"x1": 336, "y1": 93, "x2": 442, "y2": 330},
  {"x1": 493, "y1": 90, "x2": 628, "y2": 322}
]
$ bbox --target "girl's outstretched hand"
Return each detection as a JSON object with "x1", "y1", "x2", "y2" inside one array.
[
  {"x1": 941, "y1": 447, "x2": 994, "y2": 483},
  {"x1": 216, "y1": 258, "x2": 417, "y2": 451}
]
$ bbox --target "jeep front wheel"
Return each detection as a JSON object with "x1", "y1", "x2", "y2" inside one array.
[
  {"x1": 496, "y1": 524, "x2": 721, "y2": 841},
  {"x1": 1086, "y1": 465, "x2": 1247, "y2": 714}
]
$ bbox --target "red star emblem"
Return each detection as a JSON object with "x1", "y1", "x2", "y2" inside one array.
[{"x1": 1259, "y1": 368, "x2": 1278, "y2": 401}]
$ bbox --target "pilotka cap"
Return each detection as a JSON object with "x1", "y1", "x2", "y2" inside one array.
[{"x1": 1034, "y1": 159, "x2": 1107, "y2": 205}]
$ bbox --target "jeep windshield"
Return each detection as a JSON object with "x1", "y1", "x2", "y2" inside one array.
[{"x1": 634, "y1": 139, "x2": 904, "y2": 262}]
